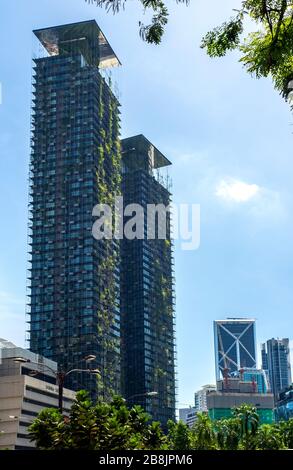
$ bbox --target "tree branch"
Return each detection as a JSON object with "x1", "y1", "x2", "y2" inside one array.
[
  {"x1": 272, "y1": 0, "x2": 288, "y2": 44},
  {"x1": 263, "y1": 0, "x2": 274, "y2": 38}
]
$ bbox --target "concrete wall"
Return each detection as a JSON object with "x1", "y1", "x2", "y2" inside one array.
[
  {"x1": 0, "y1": 375, "x2": 24, "y2": 449},
  {"x1": 207, "y1": 391, "x2": 274, "y2": 409},
  {"x1": 0, "y1": 374, "x2": 75, "y2": 449}
]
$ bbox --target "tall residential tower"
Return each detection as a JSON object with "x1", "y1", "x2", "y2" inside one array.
[
  {"x1": 28, "y1": 21, "x2": 121, "y2": 399},
  {"x1": 28, "y1": 22, "x2": 177, "y2": 423},
  {"x1": 120, "y1": 135, "x2": 176, "y2": 427}
]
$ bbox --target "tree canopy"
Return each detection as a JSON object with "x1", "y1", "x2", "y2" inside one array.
[
  {"x1": 87, "y1": 1, "x2": 293, "y2": 108},
  {"x1": 86, "y1": 0, "x2": 189, "y2": 45},
  {"x1": 28, "y1": 393, "x2": 293, "y2": 450},
  {"x1": 201, "y1": 1, "x2": 293, "y2": 106},
  {"x1": 28, "y1": 391, "x2": 167, "y2": 450}
]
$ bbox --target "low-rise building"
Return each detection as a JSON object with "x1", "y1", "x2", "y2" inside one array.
[
  {"x1": 207, "y1": 378, "x2": 274, "y2": 424},
  {"x1": 0, "y1": 339, "x2": 75, "y2": 449}
]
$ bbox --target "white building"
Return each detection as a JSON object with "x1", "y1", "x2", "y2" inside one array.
[
  {"x1": 0, "y1": 339, "x2": 75, "y2": 450},
  {"x1": 178, "y1": 407, "x2": 197, "y2": 428},
  {"x1": 194, "y1": 384, "x2": 216, "y2": 413}
]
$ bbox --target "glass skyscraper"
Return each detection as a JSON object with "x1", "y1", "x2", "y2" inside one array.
[
  {"x1": 120, "y1": 135, "x2": 176, "y2": 427},
  {"x1": 28, "y1": 21, "x2": 121, "y2": 399},
  {"x1": 262, "y1": 338, "x2": 292, "y2": 402},
  {"x1": 214, "y1": 318, "x2": 257, "y2": 380}
]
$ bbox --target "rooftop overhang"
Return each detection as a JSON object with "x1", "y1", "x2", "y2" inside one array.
[
  {"x1": 33, "y1": 20, "x2": 121, "y2": 69},
  {"x1": 122, "y1": 134, "x2": 172, "y2": 170},
  {"x1": 152, "y1": 146, "x2": 172, "y2": 169}
]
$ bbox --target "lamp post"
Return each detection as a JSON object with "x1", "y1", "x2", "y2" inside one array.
[
  {"x1": 126, "y1": 391, "x2": 158, "y2": 402},
  {"x1": 13, "y1": 355, "x2": 100, "y2": 414}
]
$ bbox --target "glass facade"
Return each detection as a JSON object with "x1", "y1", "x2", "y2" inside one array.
[
  {"x1": 120, "y1": 135, "x2": 176, "y2": 427},
  {"x1": 214, "y1": 319, "x2": 257, "y2": 380},
  {"x1": 261, "y1": 343, "x2": 269, "y2": 371},
  {"x1": 262, "y1": 338, "x2": 292, "y2": 402},
  {"x1": 275, "y1": 385, "x2": 293, "y2": 421},
  {"x1": 242, "y1": 369, "x2": 269, "y2": 394},
  {"x1": 28, "y1": 21, "x2": 121, "y2": 400}
]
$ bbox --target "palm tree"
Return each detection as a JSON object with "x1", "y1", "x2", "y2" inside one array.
[
  {"x1": 279, "y1": 419, "x2": 293, "y2": 450},
  {"x1": 233, "y1": 404, "x2": 259, "y2": 450},
  {"x1": 167, "y1": 420, "x2": 191, "y2": 450},
  {"x1": 215, "y1": 418, "x2": 241, "y2": 450},
  {"x1": 254, "y1": 424, "x2": 285, "y2": 450},
  {"x1": 191, "y1": 413, "x2": 216, "y2": 450}
]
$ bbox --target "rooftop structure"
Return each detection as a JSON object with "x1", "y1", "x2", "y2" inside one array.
[{"x1": 33, "y1": 20, "x2": 120, "y2": 68}]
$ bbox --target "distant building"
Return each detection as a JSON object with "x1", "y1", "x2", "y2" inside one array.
[
  {"x1": 207, "y1": 377, "x2": 274, "y2": 424},
  {"x1": 0, "y1": 339, "x2": 75, "y2": 450},
  {"x1": 179, "y1": 407, "x2": 197, "y2": 428},
  {"x1": 261, "y1": 339, "x2": 292, "y2": 402},
  {"x1": 240, "y1": 368, "x2": 269, "y2": 394},
  {"x1": 261, "y1": 343, "x2": 270, "y2": 389},
  {"x1": 194, "y1": 384, "x2": 216, "y2": 413},
  {"x1": 275, "y1": 384, "x2": 293, "y2": 422},
  {"x1": 214, "y1": 319, "x2": 257, "y2": 380},
  {"x1": 261, "y1": 343, "x2": 269, "y2": 371},
  {"x1": 179, "y1": 407, "x2": 193, "y2": 422}
]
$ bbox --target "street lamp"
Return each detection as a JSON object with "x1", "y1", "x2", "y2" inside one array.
[
  {"x1": 84, "y1": 355, "x2": 96, "y2": 362},
  {"x1": 13, "y1": 355, "x2": 100, "y2": 414},
  {"x1": 126, "y1": 391, "x2": 158, "y2": 401},
  {"x1": 12, "y1": 357, "x2": 28, "y2": 363}
]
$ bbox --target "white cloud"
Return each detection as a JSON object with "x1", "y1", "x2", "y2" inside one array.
[
  {"x1": 213, "y1": 177, "x2": 286, "y2": 223},
  {"x1": 171, "y1": 148, "x2": 287, "y2": 224},
  {"x1": 216, "y1": 179, "x2": 260, "y2": 203}
]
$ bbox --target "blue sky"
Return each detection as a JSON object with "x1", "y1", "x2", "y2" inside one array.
[{"x1": 0, "y1": 0, "x2": 292, "y2": 408}]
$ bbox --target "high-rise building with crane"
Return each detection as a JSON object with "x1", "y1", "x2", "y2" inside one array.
[{"x1": 214, "y1": 318, "x2": 257, "y2": 380}]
